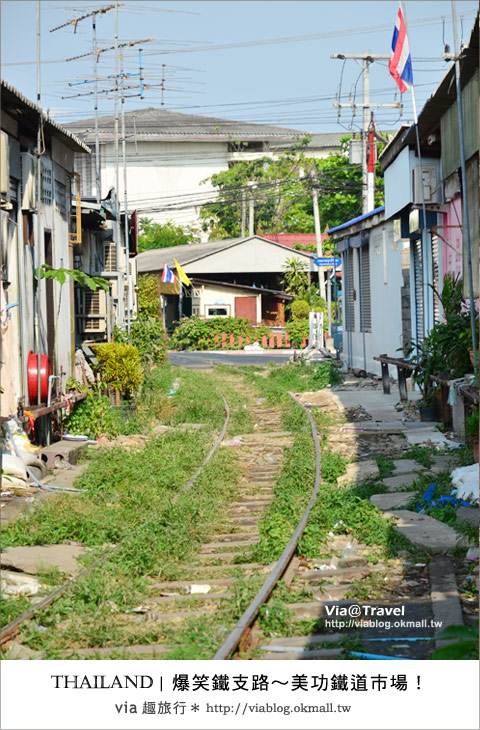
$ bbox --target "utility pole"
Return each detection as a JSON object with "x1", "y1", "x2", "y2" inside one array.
[
  {"x1": 113, "y1": 1, "x2": 124, "y2": 329},
  {"x1": 50, "y1": 5, "x2": 116, "y2": 205},
  {"x1": 35, "y1": 0, "x2": 42, "y2": 403},
  {"x1": 240, "y1": 190, "x2": 246, "y2": 237},
  {"x1": 310, "y1": 174, "x2": 326, "y2": 300},
  {"x1": 331, "y1": 53, "x2": 401, "y2": 214},
  {"x1": 366, "y1": 114, "x2": 376, "y2": 212},
  {"x1": 248, "y1": 182, "x2": 255, "y2": 236}
]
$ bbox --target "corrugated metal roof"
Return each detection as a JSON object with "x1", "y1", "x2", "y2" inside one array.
[
  {"x1": 64, "y1": 107, "x2": 308, "y2": 144},
  {"x1": 1, "y1": 79, "x2": 91, "y2": 153},
  {"x1": 328, "y1": 206, "x2": 385, "y2": 235},
  {"x1": 136, "y1": 234, "x2": 315, "y2": 273},
  {"x1": 270, "y1": 132, "x2": 345, "y2": 150}
]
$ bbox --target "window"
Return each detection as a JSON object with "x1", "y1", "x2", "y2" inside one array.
[
  {"x1": 41, "y1": 163, "x2": 52, "y2": 205},
  {"x1": 206, "y1": 306, "x2": 229, "y2": 318},
  {"x1": 55, "y1": 179, "x2": 67, "y2": 219}
]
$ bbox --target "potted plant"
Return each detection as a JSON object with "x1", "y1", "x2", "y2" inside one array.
[
  {"x1": 417, "y1": 388, "x2": 441, "y2": 422},
  {"x1": 465, "y1": 408, "x2": 479, "y2": 462}
]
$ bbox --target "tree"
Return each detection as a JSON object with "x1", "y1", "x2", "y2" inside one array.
[
  {"x1": 281, "y1": 257, "x2": 310, "y2": 296},
  {"x1": 198, "y1": 136, "x2": 385, "y2": 240},
  {"x1": 137, "y1": 273, "x2": 161, "y2": 319},
  {"x1": 138, "y1": 218, "x2": 199, "y2": 253}
]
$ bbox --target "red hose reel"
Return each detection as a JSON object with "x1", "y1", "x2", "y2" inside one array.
[{"x1": 27, "y1": 351, "x2": 52, "y2": 403}]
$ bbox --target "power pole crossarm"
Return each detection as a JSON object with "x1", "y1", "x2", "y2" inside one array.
[{"x1": 331, "y1": 52, "x2": 399, "y2": 213}]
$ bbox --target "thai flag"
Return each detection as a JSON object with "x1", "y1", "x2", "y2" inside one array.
[
  {"x1": 161, "y1": 262, "x2": 177, "y2": 284},
  {"x1": 389, "y1": 3, "x2": 413, "y2": 93}
]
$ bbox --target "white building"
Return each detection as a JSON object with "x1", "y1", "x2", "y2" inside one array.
[
  {"x1": 64, "y1": 109, "x2": 344, "y2": 233},
  {"x1": 329, "y1": 207, "x2": 408, "y2": 376}
]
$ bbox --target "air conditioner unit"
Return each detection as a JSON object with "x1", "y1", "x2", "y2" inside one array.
[
  {"x1": 412, "y1": 165, "x2": 438, "y2": 204},
  {"x1": 79, "y1": 289, "x2": 107, "y2": 333},
  {"x1": 103, "y1": 241, "x2": 117, "y2": 272},
  {"x1": 20, "y1": 152, "x2": 36, "y2": 210}
]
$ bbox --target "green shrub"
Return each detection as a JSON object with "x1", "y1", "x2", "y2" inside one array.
[
  {"x1": 285, "y1": 317, "x2": 309, "y2": 347},
  {"x1": 94, "y1": 343, "x2": 143, "y2": 396},
  {"x1": 290, "y1": 300, "x2": 310, "y2": 319},
  {"x1": 170, "y1": 316, "x2": 272, "y2": 350},
  {"x1": 114, "y1": 317, "x2": 167, "y2": 366},
  {"x1": 466, "y1": 409, "x2": 479, "y2": 440},
  {"x1": 63, "y1": 392, "x2": 123, "y2": 438}
]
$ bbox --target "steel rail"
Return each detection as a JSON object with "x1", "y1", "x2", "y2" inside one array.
[
  {"x1": 0, "y1": 391, "x2": 230, "y2": 647},
  {"x1": 212, "y1": 391, "x2": 321, "y2": 660}
]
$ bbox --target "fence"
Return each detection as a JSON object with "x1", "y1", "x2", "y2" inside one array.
[{"x1": 212, "y1": 332, "x2": 307, "y2": 349}]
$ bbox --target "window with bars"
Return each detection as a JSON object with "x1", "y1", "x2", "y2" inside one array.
[
  {"x1": 55, "y1": 179, "x2": 67, "y2": 218},
  {"x1": 359, "y1": 245, "x2": 372, "y2": 333},
  {"x1": 41, "y1": 163, "x2": 52, "y2": 205}
]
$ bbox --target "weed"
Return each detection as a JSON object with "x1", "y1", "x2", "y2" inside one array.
[
  {"x1": 321, "y1": 450, "x2": 348, "y2": 483},
  {"x1": 258, "y1": 597, "x2": 293, "y2": 635},
  {"x1": 375, "y1": 455, "x2": 395, "y2": 478},
  {"x1": 402, "y1": 445, "x2": 434, "y2": 468},
  {"x1": 430, "y1": 623, "x2": 479, "y2": 660}
]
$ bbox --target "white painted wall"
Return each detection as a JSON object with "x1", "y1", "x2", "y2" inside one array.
[
  {"x1": 99, "y1": 140, "x2": 228, "y2": 235},
  {"x1": 196, "y1": 283, "x2": 261, "y2": 320},
  {"x1": 341, "y1": 221, "x2": 404, "y2": 376}
]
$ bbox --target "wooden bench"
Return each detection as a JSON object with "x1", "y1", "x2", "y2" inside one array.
[{"x1": 373, "y1": 354, "x2": 414, "y2": 402}]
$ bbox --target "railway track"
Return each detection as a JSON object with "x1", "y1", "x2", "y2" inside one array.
[{"x1": 1, "y1": 378, "x2": 436, "y2": 660}]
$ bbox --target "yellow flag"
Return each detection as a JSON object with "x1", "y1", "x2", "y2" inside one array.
[{"x1": 173, "y1": 258, "x2": 191, "y2": 287}]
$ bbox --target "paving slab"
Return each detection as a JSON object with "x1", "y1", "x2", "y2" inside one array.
[
  {"x1": 384, "y1": 510, "x2": 465, "y2": 553},
  {"x1": 429, "y1": 556, "x2": 464, "y2": 647},
  {"x1": 428, "y1": 455, "x2": 455, "y2": 473},
  {"x1": 337, "y1": 459, "x2": 379, "y2": 485},
  {"x1": 383, "y1": 473, "x2": 419, "y2": 491},
  {"x1": 392, "y1": 459, "x2": 423, "y2": 475},
  {"x1": 456, "y1": 506, "x2": 478, "y2": 526},
  {"x1": 370, "y1": 492, "x2": 413, "y2": 511},
  {"x1": 0, "y1": 544, "x2": 86, "y2": 575},
  {"x1": 4, "y1": 642, "x2": 42, "y2": 660},
  {"x1": 404, "y1": 427, "x2": 454, "y2": 448}
]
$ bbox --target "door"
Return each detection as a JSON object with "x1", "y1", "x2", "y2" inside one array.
[{"x1": 235, "y1": 296, "x2": 257, "y2": 324}]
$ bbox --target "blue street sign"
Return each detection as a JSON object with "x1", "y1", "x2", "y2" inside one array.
[{"x1": 314, "y1": 256, "x2": 341, "y2": 267}]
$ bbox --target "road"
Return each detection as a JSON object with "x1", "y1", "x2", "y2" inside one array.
[{"x1": 167, "y1": 350, "x2": 294, "y2": 369}]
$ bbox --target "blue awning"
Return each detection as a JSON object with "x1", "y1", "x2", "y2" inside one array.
[{"x1": 328, "y1": 206, "x2": 385, "y2": 235}]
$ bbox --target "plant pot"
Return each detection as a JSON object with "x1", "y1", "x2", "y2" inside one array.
[{"x1": 419, "y1": 405, "x2": 437, "y2": 421}]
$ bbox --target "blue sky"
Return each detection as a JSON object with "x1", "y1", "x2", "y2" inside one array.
[{"x1": 1, "y1": 1, "x2": 478, "y2": 133}]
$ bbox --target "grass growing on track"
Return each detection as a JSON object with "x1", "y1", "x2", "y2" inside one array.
[{"x1": 0, "y1": 365, "x2": 240, "y2": 635}]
